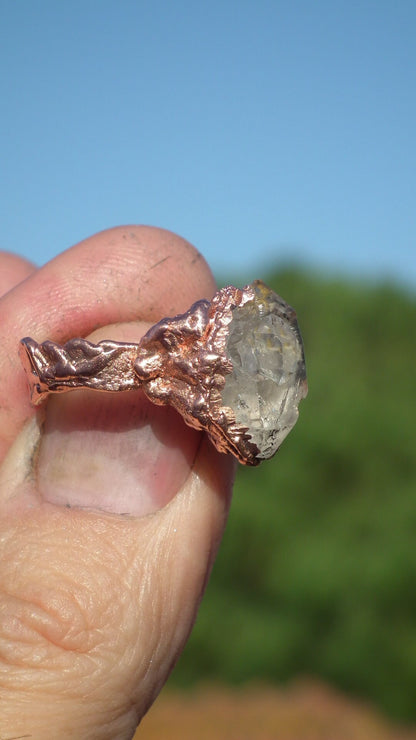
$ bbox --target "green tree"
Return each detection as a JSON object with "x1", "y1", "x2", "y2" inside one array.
[{"x1": 172, "y1": 268, "x2": 416, "y2": 721}]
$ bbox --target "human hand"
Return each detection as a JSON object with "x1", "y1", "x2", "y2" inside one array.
[{"x1": 0, "y1": 226, "x2": 235, "y2": 739}]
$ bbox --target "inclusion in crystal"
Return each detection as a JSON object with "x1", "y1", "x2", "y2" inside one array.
[{"x1": 220, "y1": 281, "x2": 307, "y2": 460}]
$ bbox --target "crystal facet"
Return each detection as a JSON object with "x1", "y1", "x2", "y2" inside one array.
[{"x1": 220, "y1": 281, "x2": 307, "y2": 460}]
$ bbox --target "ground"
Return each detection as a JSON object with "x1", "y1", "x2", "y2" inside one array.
[{"x1": 136, "y1": 682, "x2": 416, "y2": 739}]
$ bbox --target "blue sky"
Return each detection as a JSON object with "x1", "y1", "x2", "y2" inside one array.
[{"x1": 1, "y1": 1, "x2": 415, "y2": 287}]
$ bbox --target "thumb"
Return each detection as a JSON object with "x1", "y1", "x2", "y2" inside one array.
[{"x1": 0, "y1": 382, "x2": 232, "y2": 739}]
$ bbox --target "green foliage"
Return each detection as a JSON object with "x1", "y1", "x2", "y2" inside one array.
[{"x1": 171, "y1": 267, "x2": 416, "y2": 721}]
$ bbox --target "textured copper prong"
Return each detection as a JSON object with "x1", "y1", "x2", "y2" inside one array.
[
  {"x1": 19, "y1": 337, "x2": 142, "y2": 406},
  {"x1": 19, "y1": 281, "x2": 307, "y2": 465}
]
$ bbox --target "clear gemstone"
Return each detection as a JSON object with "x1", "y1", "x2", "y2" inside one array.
[{"x1": 220, "y1": 282, "x2": 307, "y2": 459}]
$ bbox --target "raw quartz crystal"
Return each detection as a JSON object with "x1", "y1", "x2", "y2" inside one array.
[{"x1": 220, "y1": 281, "x2": 307, "y2": 460}]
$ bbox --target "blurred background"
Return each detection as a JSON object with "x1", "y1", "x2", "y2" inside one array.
[{"x1": 2, "y1": 1, "x2": 416, "y2": 737}]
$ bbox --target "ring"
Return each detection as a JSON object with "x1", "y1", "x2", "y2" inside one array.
[{"x1": 19, "y1": 281, "x2": 307, "y2": 466}]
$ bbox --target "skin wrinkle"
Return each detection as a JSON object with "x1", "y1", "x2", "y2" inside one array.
[
  {"x1": 1, "y1": 617, "x2": 110, "y2": 705},
  {"x1": 0, "y1": 692, "x2": 107, "y2": 740},
  {"x1": 2, "y1": 500, "x2": 186, "y2": 684},
  {"x1": 0, "y1": 648, "x2": 91, "y2": 697},
  {"x1": 1, "y1": 515, "x2": 136, "y2": 658},
  {"x1": 1, "y1": 583, "x2": 96, "y2": 660}
]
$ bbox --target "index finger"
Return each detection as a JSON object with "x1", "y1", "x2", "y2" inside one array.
[{"x1": 0, "y1": 225, "x2": 216, "y2": 462}]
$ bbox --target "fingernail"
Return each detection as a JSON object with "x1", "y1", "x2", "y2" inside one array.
[{"x1": 37, "y1": 389, "x2": 201, "y2": 516}]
